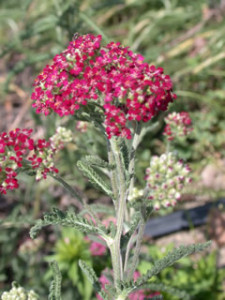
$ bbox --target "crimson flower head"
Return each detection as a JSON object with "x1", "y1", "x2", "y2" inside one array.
[
  {"x1": 0, "y1": 127, "x2": 73, "y2": 194},
  {"x1": 0, "y1": 128, "x2": 34, "y2": 194},
  {"x1": 32, "y1": 34, "x2": 176, "y2": 139}
]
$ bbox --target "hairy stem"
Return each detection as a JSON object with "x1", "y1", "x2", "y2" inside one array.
[
  {"x1": 107, "y1": 139, "x2": 119, "y2": 210},
  {"x1": 128, "y1": 217, "x2": 146, "y2": 280},
  {"x1": 124, "y1": 232, "x2": 136, "y2": 273},
  {"x1": 109, "y1": 137, "x2": 128, "y2": 288},
  {"x1": 128, "y1": 122, "x2": 142, "y2": 202}
]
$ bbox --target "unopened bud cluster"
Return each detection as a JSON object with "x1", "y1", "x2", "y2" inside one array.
[
  {"x1": 76, "y1": 121, "x2": 88, "y2": 133},
  {"x1": 1, "y1": 284, "x2": 39, "y2": 300},
  {"x1": 18, "y1": 237, "x2": 43, "y2": 254},
  {"x1": 50, "y1": 126, "x2": 73, "y2": 150},
  {"x1": 128, "y1": 187, "x2": 144, "y2": 202},
  {"x1": 163, "y1": 112, "x2": 192, "y2": 141},
  {"x1": 145, "y1": 152, "x2": 191, "y2": 210}
]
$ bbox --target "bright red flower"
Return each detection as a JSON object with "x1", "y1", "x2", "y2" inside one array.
[
  {"x1": 0, "y1": 128, "x2": 60, "y2": 194},
  {"x1": 32, "y1": 34, "x2": 176, "y2": 139}
]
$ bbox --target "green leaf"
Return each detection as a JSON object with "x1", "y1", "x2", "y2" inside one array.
[
  {"x1": 81, "y1": 204, "x2": 115, "y2": 216},
  {"x1": 139, "y1": 283, "x2": 190, "y2": 300},
  {"x1": 79, "y1": 260, "x2": 109, "y2": 300},
  {"x1": 77, "y1": 160, "x2": 113, "y2": 197},
  {"x1": 48, "y1": 261, "x2": 62, "y2": 300},
  {"x1": 30, "y1": 208, "x2": 107, "y2": 239},
  {"x1": 122, "y1": 241, "x2": 211, "y2": 292},
  {"x1": 136, "y1": 242, "x2": 211, "y2": 287},
  {"x1": 83, "y1": 155, "x2": 115, "y2": 170}
]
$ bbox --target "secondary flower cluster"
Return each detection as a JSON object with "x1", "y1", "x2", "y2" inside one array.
[
  {"x1": 128, "y1": 187, "x2": 144, "y2": 202},
  {"x1": 76, "y1": 121, "x2": 88, "y2": 133},
  {"x1": 163, "y1": 112, "x2": 192, "y2": 140},
  {"x1": 32, "y1": 34, "x2": 176, "y2": 139},
  {"x1": 97, "y1": 271, "x2": 160, "y2": 300},
  {"x1": 50, "y1": 126, "x2": 73, "y2": 150},
  {"x1": 145, "y1": 152, "x2": 191, "y2": 210},
  {"x1": 1, "y1": 283, "x2": 39, "y2": 300},
  {"x1": 18, "y1": 237, "x2": 43, "y2": 255},
  {"x1": 0, "y1": 127, "x2": 72, "y2": 194}
]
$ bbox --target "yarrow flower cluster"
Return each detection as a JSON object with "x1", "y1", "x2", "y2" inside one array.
[
  {"x1": 31, "y1": 34, "x2": 176, "y2": 139},
  {"x1": 50, "y1": 126, "x2": 73, "y2": 150},
  {"x1": 18, "y1": 237, "x2": 43, "y2": 255},
  {"x1": 1, "y1": 283, "x2": 39, "y2": 300},
  {"x1": 128, "y1": 187, "x2": 144, "y2": 201},
  {"x1": 0, "y1": 127, "x2": 72, "y2": 194},
  {"x1": 97, "y1": 271, "x2": 160, "y2": 300},
  {"x1": 145, "y1": 152, "x2": 191, "y2": 210},
  {"x1": 163, "y1": 112, "x2": 192, "y2": 141},
  {"x1": 76, "y1": 121, "x2": 88, "y2": 133}
]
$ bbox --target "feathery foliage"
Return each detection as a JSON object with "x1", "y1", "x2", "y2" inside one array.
[
  {"x1": 136, "y1": 241, "x2": 211, "y2": 287},
  {"x1": 30, "y1": 207, "x2": 107, "y2": 239},
  {"x1": 83, "y1": 155, "x2": 115, "y2": 170},
  {"x1": 139, "y1": 283, "x2": 190, "y2": 300},
  {"x1": 121, "y1": 241, "x2": 211, "y2": 292},
  {"x1": 48, "y1": 261, "x2": 62, "y2": 300},
  {"x1": 77, "y1": 160, "x2": 113, "y2": 197},
  {"x1": 79, "y1": 260, "x2": 109, "y2": 300}
]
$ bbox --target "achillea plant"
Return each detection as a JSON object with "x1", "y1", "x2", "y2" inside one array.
[
  {"x1": 1, "y1": 282, "x2": 39, "y2": 300},
  {"x1": 163, "y1": 112, "x2": 193, "y2": 141},
  {"x1": 1, "y1": 34, "x2": 210, "y2": 300}
]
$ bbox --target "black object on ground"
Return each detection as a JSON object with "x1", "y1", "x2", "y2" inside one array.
[{"x1": 144, "y1": 198, "x2": 225, "y2": 238}]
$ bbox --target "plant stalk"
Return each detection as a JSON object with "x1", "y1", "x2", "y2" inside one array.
[{"x1": 109, "y1": 137, "x2": 128, "y2": 288}]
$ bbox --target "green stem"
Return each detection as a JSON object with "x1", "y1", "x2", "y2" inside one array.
[
  {"x1": 109, "y1": 137, "x2": 127, "y2": 288},
  {"x1": 50, "y1": 174, "x2": 83, "y2": 204},
  {"x1": 128, "y1": 122, "x2": 142, "y2": 201},
  {"x1": 128, "y1": 217, "x2": 146, "y2": 279},
  {"x1": 107, "y1": 139, "x2": 118, "y2": 210},
  {"x1": 124, "y1": 231, "x2": 136, "y2": 273}
]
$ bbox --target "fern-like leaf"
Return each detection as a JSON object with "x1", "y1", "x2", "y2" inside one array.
[
  {"x1": 30, "y1": 207, "x2": 107, "y2": 239},
  {"x1": 139, "y1": 283, "x2": 190, "y2": 300},
  {"x1": 122, "y1": 241, "x2": 211, "y2": 291},
  {"x1": 77, "y1": 160, "x2": 113, "y2": 197},
  {"x1": 79, "y1": 260, "x2": 109, "y2": 300},
  {"x1": 83, "y1": 155, "x2": 115, "y2": 170},
  {"x1": 135, "y1": 241, "x2": 211, "y2": 287},
  {"x1": 48, "y1": 261, "x2": 62, "y2": 300},
  {"x1": 80, "y1": 203, "x2": 115, "y2": 216}
]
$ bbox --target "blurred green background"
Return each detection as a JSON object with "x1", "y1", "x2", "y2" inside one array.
[{"x1": 0, "y1": 0, "x2": 225, "y2": 299}]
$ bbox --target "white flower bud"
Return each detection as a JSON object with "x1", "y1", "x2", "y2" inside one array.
[
  {"x1": 1, "y1": 284, "x2": 39, "y2": 300},
  {"x1": 145, "y1": 152, "x2": 191, "y2": 210}
]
